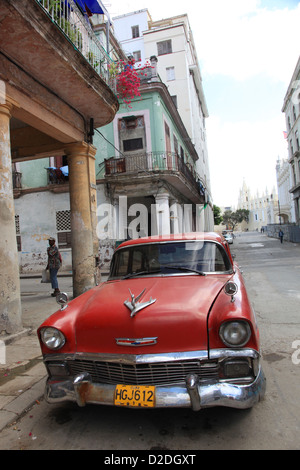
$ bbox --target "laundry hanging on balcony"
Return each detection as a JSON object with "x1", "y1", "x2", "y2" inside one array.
[{"x1": 60, "y1": 165, "x2": 69, "y2": 176}]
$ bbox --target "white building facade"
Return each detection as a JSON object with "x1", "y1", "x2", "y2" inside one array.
[
  {"x1": 282, "y1": 56, "x2": 300, "y2": 226},
  {"x1": 275, "y1": 157, "x2": 293, "y2": 224}
]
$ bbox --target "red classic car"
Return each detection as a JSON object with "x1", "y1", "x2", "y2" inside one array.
[{"x1": 38, "y1": 232, "x2": 266, "y2": 410}]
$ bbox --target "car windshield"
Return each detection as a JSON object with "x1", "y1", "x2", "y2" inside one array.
[{"x1": 109, "y1": 241, "x2": 232, "y2": 280}]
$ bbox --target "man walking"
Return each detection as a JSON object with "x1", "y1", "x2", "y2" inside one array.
[
  {"x1": 278, "y1": 229, "x2": 284, "y2": 244},
  {"x1": 46, "y1": 237, "x2": 62, "y2": 296}
]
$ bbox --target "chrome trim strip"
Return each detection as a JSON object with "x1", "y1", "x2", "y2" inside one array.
[
  {"x1": 43, "y1": 350, "x2": 210, "y2": 364},
  {"x1": 43, "y1": 348, "x2": 260, "y2": 365},
  {"x1": 209, "y1": 348, "x2": 260, "y2": 360}
]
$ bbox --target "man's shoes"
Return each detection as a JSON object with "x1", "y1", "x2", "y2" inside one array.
[{"x1": 51, "y1": 289, "x2": 60, "y2": 297}]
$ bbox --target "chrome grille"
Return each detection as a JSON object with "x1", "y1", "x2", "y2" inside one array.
[{"x1": 67, "y1": 359, "x2": 219, "y2": 386}]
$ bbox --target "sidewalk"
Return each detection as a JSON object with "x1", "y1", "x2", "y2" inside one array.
[
  {"x1": 0, "y1": 275, "x2": 72, "y2": 431},
  {"x1": 0, "y1": 273, "x2": 110, "y2": 432},
  {"x1": 0, "y1": 334, "x2": 47, "y2": 432},
  {"x1": 0, "y1": 272, "x2": 110, "y2": 431}
]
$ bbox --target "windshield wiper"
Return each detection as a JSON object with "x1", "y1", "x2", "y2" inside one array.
[
  {"x1": 122, "y1": 266, "x2": 206, "y2": 279},
  {"x1": 122, "y1": 269, "x2": 162, "y2": 279},
  {"x1": 161, "y1": 265, "x2": 206, "y2": 276}
]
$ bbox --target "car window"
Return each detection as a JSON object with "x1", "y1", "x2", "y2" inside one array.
[
  {"x1": 109, "y1": 241, "x2": 232, "y2": 279},
  {"x1": 114, "y1": 249, "x2": 130, "y2": 277}
]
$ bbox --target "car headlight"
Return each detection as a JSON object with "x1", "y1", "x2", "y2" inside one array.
[
  {"x1": 219, "y1": 321, "x2": 251, "y2": 348},
  {"x1": 40, "y1": 327, "x2": 66, "y2": 350}
]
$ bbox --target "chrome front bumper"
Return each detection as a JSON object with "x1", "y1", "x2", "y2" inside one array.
[{"x1": 44, "y1": 366, "x2": 266, "y2": 411}]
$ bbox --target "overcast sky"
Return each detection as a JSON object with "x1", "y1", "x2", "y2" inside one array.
[{"x1": 107, "y1": 0, "x2": 300, "y2": 207}]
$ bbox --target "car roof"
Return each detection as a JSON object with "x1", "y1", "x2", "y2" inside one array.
[{"x1": 117, "y1": 232, "x2": 225, "y2": 249}]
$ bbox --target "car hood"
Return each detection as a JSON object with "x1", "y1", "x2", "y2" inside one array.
[{"x1": 73, "y1": 275, "x2": 230, "y2": 354}]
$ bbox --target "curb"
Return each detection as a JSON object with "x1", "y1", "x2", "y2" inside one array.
[
  {"x1": 0, "y1": 330, "x2": 47, "y2": 432},
  {"x1": 20, "y1": 273, "x2": 72, "y2": 279},
  {"x1": 0, "y1": 376, "x2": 46, "y2": 432},
  {"x1": 1, "y1": 328, "x2": 32, "y2": 346}
]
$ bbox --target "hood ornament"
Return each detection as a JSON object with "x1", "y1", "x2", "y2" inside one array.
[{"x1": 124, "y1": 288, "x2": 156, "y2": 317}]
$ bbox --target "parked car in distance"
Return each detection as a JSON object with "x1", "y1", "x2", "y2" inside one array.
[{"x1": 38, "y1": 232, "x2": 266, "y2": 411}]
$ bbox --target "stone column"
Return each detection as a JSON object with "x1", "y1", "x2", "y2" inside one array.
[
  {"x1": 196, "y1": 204, "x2": 206, "y2": 232},
  {"x1": 65, "y1": 142, "x2": 97, "y2": 297},
  {"x1": 0, "y1": 102, "x2": 22, "y2": 333},
  {"x1": 154, "y1": 192, "x2": 171, "y2": 235},
  {"x1": 183, "y1": 204, "x2": 193, "y2": 233},
  {"x1": 169, "y1": 199, "x2": 182, "y2": 234}
]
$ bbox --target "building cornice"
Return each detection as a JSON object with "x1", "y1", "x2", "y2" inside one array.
[{"x1": 282, "y1": 55, "x2": 300, "y2": 112}]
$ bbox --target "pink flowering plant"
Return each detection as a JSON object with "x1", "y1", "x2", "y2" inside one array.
[{"x1": 109, "y1": 58, "x2": 152, "y2": 108}]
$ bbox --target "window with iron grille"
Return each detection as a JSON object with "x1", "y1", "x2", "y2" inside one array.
[
  {"x1": 57, "y1": 231, "x2": 72, "y2": 249},
  {"x1": 15, "y1": 215, "x2": 20, "y2": 234},
  {"x1": 56, "y1": 210, "x2": 71, "y2": 248},
  {"x1": 15, "y1": 215, "x2": 21, "y2": 252}
]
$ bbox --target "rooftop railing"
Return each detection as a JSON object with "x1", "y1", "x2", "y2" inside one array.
[{"x1": 37, "y1": 0, "x2": 113, "y2": 85}]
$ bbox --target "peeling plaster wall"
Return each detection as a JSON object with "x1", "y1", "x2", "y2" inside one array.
[
  {"x1": 96, "y1": 183, "x2": 115, "y2": 273},
  {"x1": 14, "y1": 191, "x2": 72, "y2": 274},
  {"x1": 14, "y1": 185, "x2": 116, "y2": 275}
]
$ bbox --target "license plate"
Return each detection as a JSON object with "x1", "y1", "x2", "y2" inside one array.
[{"x1": 114, "y1": 384, "x2": 155, "y2": 408}]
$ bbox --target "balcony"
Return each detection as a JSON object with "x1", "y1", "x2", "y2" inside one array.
[
  {"x1": 1, "y1": 0, "x2": 119, "y2": 148},
  {"x1": 37, "y1": 0, "x2": 112, "y2": 86},
  {"x1": 104, "y1": 152, "x2": 206, "y2": 202}
]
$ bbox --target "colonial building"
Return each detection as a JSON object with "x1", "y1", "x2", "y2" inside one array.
[
  {"x1": 282, "y1": 55, "x2": 300, "y2": 225},
  {"x1": 237, "y1": 180, "x2": 279, "y2": 231},
  {"x1": 12, "y1": 7, "x2": 214, "y2": 276},
  {"x1": 95, "y1": 57, "x2": 208, "y2": 270},
  {"x1": 275, "y1": 157, "x2": 293, "y2": 224},
  {"x1": 112, "y1": 9, "x2": 213, "y2": 230},
  {"x1": 1, "y1": 0, "x2": 119, "y2": 333}
]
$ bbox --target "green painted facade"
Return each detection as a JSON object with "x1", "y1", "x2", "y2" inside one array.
[{"x1": 15, "y1": 85, "x2": 198, "y2": 190}]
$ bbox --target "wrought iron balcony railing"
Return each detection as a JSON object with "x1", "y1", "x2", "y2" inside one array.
[
  {"x1": 37, "y1": 0, "x2": 113, "y2": 85},
  {"x1": 104, "y1": 152, "x2": 206, "y2": 198}
]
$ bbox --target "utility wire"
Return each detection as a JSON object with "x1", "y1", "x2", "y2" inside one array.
[{"x1": 95, "y1": 128, "x2": 125, "y2": 157}]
